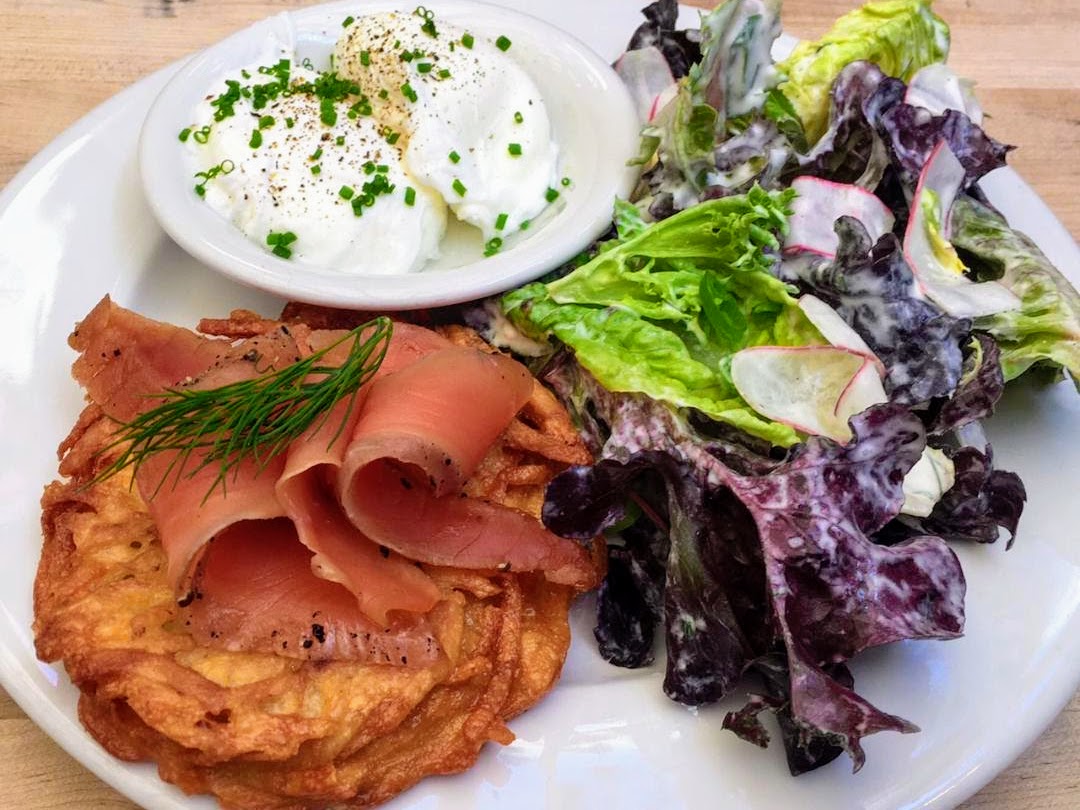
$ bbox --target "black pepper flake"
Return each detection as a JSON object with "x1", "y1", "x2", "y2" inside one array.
[
  {"x1": 379, "y1": 545, "x2": 390, "y2": 558},
  {"x1": 311, "y1": 623, "x2": 326, "y2": 643},
  {"x1": 302, "y1": 638, "x2": 314, "y2": 649},
  {"x1": 400, "y1": 477, "x2": 413, "y2": 490}
]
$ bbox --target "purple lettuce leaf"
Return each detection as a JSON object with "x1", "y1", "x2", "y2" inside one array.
[
  {"x1": 723, "y1": 654, "x2": 852, "y2": 775},
  {"x1": 790, "y1": 61, "x2": 898, "y2": 188},
  {"x1": 595, "y1": 518, "x2": 670, "y2": 668},
  {"x1": 926, "y1": 332, "x2": 1005, "y2": 436},
  {"x1": 543, "y1": 371, "x2": 968, "y2": 770},
  {"x1": 879, "y1": 444, "x2": 1026, "y2": 549},
  {"x1": 545, "y1": 450, "x2": 768, "y2": 704},
  {"x1": 626, "y1": 0, "x2": 702, "y2": 80},
  {"x1": 782, "y1": 216, "x2": 971, "y2": 405},
  {"x1": 781, "y1": 61, "x2": 1009, "y2": 210},
  {"x1": 723, "y1": 405, "x2": 965, "y2": 769},
  {"x1": 870, "y1": 89, "x2": 1013, "y2": 189}
]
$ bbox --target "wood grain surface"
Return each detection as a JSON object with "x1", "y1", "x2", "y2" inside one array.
[{"x1": 1, "y1": 1, "x2": 1077, "y2": 808}]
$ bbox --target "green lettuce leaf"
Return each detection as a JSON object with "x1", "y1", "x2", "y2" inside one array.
[
  {"x1": 777, "y1": 0, "x2": 950, "y2": 144},
  {"x1": 950, "y1": 195, "x2": 1080, "y2": 389},
  {"x1": 503, "y1": 187, "x2": 822, "y2": 446},
  {"x1": 636, "y1": 0, "x2": 784, "y2": 209}
]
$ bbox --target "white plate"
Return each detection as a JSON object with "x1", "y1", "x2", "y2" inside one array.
[
  {"x1": 1, "y1": 2, "x2": 1078, "y2": 809},
  {"x1": 139, "y1": 0, "x2": 641, "y2": 309}
]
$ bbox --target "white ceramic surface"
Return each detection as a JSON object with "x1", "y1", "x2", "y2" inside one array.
[
  {"x1": 139, "y1": 0, "x2": 641, "y2": 309},
  {"x1": 1, "y1": 2, "x2": 1078, "y2": 809}
]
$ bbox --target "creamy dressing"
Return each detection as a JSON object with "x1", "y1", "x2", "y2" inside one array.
[
  {"x1": 185, "y1": 10, "x2": 559, "y2": 271},
  {"x1": 189, "y1": 65, "x2": 445, "y2": 274},
  {"x1": 335, "y1": 12, "x2": 560, "y2": 239}
]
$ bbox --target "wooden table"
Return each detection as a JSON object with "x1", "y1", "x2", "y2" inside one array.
[{"x1": 1, "y1": 1, "x2": 1076, "y2": 807}]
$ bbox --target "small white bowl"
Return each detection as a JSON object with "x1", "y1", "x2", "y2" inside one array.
[{"x1": 139, "y1": 0, "x2": 640, "y2": 309}]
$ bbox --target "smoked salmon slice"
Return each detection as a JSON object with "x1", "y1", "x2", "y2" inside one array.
[
  {"x1": 181, "y1": 519, "x2": 448, "y2": 666},
  {"x1": 68, "y1": 297, "x2": 597, "y2": 657},
  {"x1": 335, "y1": 346, "x2": 595, "y2": 588}
]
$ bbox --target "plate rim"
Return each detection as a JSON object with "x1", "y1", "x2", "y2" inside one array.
[{"x1": 1, "y1": 4, "x2": 1078, "y2": 810}]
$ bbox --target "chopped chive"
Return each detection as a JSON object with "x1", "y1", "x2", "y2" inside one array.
[
  {"x1": 461, "y1": 32, "x2": 474, "y2": 49},
  {"x1": 561, "y1": 176, "x2": 572, "y2": 186},
  {"x1": 310, "y1": 146, "x2": 323, "y2": 160},
  {"x1": 249, "y1": 129, "x2": 263, "y2": 149},
  {"x1": 311, "y1": 164, "x2": 321, "y2": 175},
  {"x1": 495, "y1": 35, "x2": 512, "y2": 51},
  {"x1": 336, "y1": 135, "x2": 345, "y2": 146},
  {"x1": 400, "y1": 50, "x2": 414, "y2": 63},
  {"x1": 452, "y1": 178, "x2": 467, "y2": 197},
  {"x1": 285, "y1": 117, "x2": 295, "y2": 128},
  {"x1": 507, "y1": 142, "x2": 522, "y2": 156},
  {"x1": 484, "y1": 237, "x2": 503, "y2": 257},
  {"x1": 404, "y1": 186, "x2": 416, "y2": 206},
  {"x1": 241, "y1": 69, "x2": 251, "y2": 79},
  {"x1": 340, "y1": 185, "x2": 355, "y2": 200},
  {"x1": 513, "y1": 111, "x2": 524, "y2": 124},
  {"x1": 449, "y1": 150, "x2": 461, "y2": 164},
  {"x1": 320, "y1": 98, "x2": 337, "y2": 126},
  {"x1": 519, "y1": 219, "x2": 531, "y2": 231},
  {"x1": 376, "y1": 164, "x2": 389, "y2": 173},
  {"x1": 414, "y1": 5, "x2": 438, "y2": 37},
  {"x1": 417, "y1": 62, "x2": 433, "y2": 73},
  {"x1": 192, "y1": 158, "x2": 235, "y2": 199},
  {"x1": 193, "y1": 126, "x2": 211, "y2": 144},
  {"x1": 360, "y1": 50, "x2": 371, "y2": 66},
  {"x1": 363, "y1": 161, "x2": 376, "y2": 175},
  {"x1": 437, "y1": 68, "x2": 451, "y2": 79},
  {"x1": 385, "y1": 130, "x2": 401, "y2": 145},
  {"x1": 342, "y1": 15, "x2": 355, "y2": 27},
  {"x1": 401, "y1": 82, "x2": 418, "y2": 103},
  {"x1": 378, "y1": 88, "x2": 389, "y2": 100},
  {"x1": 545, "y1": 187, "x2": 560, "y2": 203},
  {"x1": 258, "y1": 114, "x2": 275, "y2": 129},
  {"x1": 495, "y1": 213, "x2": 508, "y2": 230},
  {"x1": 267, "y1": 230, "x2": 297, "y2": 258},
  {"x1": 266, "y1": 231, "x2": 297, "y2": 246},
  {"x1": 178, "y1": 127, "x2": 192, "y2": 142}
]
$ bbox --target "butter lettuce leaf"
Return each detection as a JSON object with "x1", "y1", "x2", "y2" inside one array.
[
  {"x1": 503, "y1": 188, "x2": 820, "y2": 446},
  {"x1": 777, "y1": 0, "x2": 950, "y2": 144},
  {"x1": 950, "y1": 195, "x2": 1080, "y2": 388}
]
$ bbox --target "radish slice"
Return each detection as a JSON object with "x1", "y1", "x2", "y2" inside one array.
[
  {"x1": 614, "y1": 46, "x2": 678, "y2": 124},
  {"x1": 731, "y1": 345, "x2": 887, "y2": 444},
  {"x1": 798, "y1": 294, "x2": 885, "y2": 377},
  {"x1": 905, "y1": 64, "x2": 984, "y2": 125},
  {"x1": 834, "y1": 358, "x2": 889, "y2": 428},
  {"x1": 903, "y1": 142, "x2": 1020, "y2": 318},
  {"x1": 901, "y1": 446, "x2": 956, "y2": 517},
  {"x1": 784, "y1": 176, "x2": 895, "y2": 257}
]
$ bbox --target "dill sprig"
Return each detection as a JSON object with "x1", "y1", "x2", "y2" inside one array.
[{"x1": 94, "y1": 317, "x2": 392, "y2": 499}]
